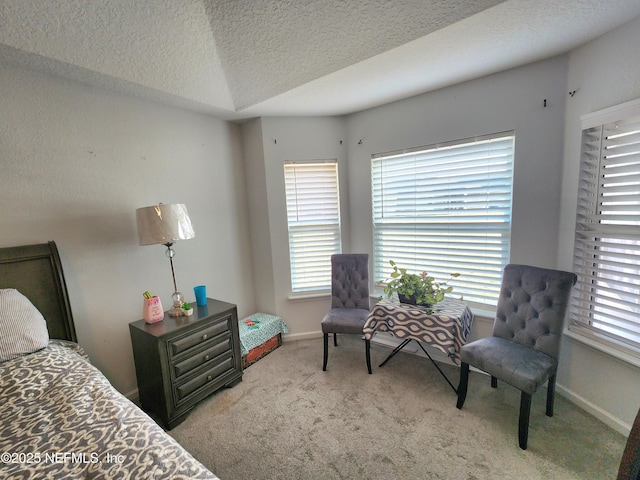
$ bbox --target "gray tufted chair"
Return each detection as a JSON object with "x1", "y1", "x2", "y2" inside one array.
[
  {"x1": 456, "y1": 264, "x2": 577, "y2": 449},
  {"x1": 321, "y1": 254, "x2": 372, "y2": 374}
]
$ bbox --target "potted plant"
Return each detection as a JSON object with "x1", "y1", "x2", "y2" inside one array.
[
  {"x1": 382, "y1": 260, "x2": 459, "y2": 306},
  {"x1": 182, "y1": 301, "x2": 193, "y2": 316}
]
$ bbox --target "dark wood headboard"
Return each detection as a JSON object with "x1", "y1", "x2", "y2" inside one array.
[{"x1": 0, "y1": 241, "x2": 77, "y2": 342}]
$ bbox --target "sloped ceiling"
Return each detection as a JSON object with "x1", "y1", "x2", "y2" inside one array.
[{"x1": 1, "y1": 0, "x2": 640, "y2": 121}]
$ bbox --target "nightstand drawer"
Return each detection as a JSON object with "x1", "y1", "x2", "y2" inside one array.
[
  {"x1": 172, "y1": 334, "x2": 232, "y2": 379},
  {"x1": 174, "y1": 353, "x2": 235, "y2": 404},
  {"x1": 169, "y1": 315, "x2": 231, "y2": 357}
]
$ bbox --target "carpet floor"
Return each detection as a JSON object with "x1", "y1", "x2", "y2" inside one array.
[{"x1": 169, "y1": 335, "x2": 626, "y2": 480}]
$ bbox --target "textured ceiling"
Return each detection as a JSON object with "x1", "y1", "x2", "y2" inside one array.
[
  {"x1": 204, "y1": 0, "x2": 504, "y2": 110},
  {"x1": 1, "y1": 0, "x2": 640, "y2": 121}
]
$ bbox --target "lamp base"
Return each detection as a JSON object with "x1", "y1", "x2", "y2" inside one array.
[{"x1": 168, "y1": 291, "x2": 185, "y2": 317}]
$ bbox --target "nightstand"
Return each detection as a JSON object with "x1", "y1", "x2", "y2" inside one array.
[{"x1": 129, "y1": 297, "x2": 243, "y2": 429}]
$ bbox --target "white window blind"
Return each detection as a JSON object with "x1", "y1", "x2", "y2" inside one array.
[
  {"x1": 570, "y1": 99, "x2": 640, "y2": 353},
  {"x1": 372, "y1": 132, "x2": 514, "y2": 306},
  {"x1": 284, "y1": 160, "x2": 341, "y2": 293}
]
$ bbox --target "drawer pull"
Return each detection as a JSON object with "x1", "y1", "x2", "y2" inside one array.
[
  {"x1": 172, "y1": 336, "x2": 232, "y2": 379},
  {"x1": 169, "y1": 315, "x2": 232, "y2": 357},
  {"x1": 175, "y1": 355, "x2": 235, "y2": 403}
]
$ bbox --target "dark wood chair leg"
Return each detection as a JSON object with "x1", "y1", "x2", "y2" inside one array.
[
  {"x1": 323, "y1": 333, "x2": 329, "y2": 371},
  {"x1": 365, "y1": 338, "x2": 372, "y2": 374},
  {"x1": 491, "y1": 376, "x2": 498, "y2": 388},
  {"x1": 456, "y1": 362, "x2": 470, "y2": 409},
  {"x1": 333, "y1": 332, "x2": 338, "y2": 346},
  {"x1": 546, "y1": 375, "x2": 556, "y2": 417},
  {"x1": 519, "y1": 391, "x2": 532, "y2": 450}
]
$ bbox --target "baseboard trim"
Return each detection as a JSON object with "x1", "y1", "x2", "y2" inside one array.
[
  {"x1": 282, "y1": 331, "x2": 322, "y2": 342},
  {"x1": 556, "y1": 383, "x2": 631, "y2": 436}
]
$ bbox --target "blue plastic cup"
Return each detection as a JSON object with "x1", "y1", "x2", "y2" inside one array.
[{"x1": 194, "y1": 285, "x2": 207, "y2": 306}]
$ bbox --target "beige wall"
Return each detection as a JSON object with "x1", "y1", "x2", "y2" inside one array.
[
  {"x1": 243, "y1": 57, "x2": 569, "y2": 330},
  {"x1": 243, "y1": 116, "x2": 349, "y2": 338},
  {"x1": 3, "y1": 15, "x2": 639, "y2": 435},
  {"x1": 345, "y1": 56, "x2": 569, "y2": 272},
  {"x1": 0, "y1": 64, "x2": 255, "y2": 395},
  {"x1": 244, "y1": 19, "x2": 640, "y2": 435},
  {"x1": 556, "y1": 16, "x2": 640, "y2": 434}
]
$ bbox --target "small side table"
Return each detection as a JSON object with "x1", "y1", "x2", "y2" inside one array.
[
  {"x1": 363, "y1": 298, "x2": 473, "y2": 393},
  {"x1": 129, "y1": 297, "x2": 243, "y2": 429}
]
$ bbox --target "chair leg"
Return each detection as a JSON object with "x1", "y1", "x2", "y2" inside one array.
[
  {"x1": 365, "y1": 338, "x2": 372, "y2": 374},
  {"x1": 456, "y1": 362, "x2": 470, "y2": 409},
  {"x1": 491, "y1": 376, "x2": 498, "y2": 388},
  {"x1": 519, "y1": 391, "x2": 532, "y2": 450},
  {"x1": 323, "y1": 333, "x2": 329, "y2": 371},
  {"x1": 546, "y1": 374, "x2": 556, "y2": 417},
  {"x1": 333, "y1": 332, "x2": 338, "y2": 346}
]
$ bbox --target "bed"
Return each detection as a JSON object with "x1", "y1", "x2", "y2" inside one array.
[{"x1": 0, "y1": 241, "x2": 219, "y2": 479}]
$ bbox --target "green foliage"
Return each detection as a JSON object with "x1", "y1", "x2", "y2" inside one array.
[
  {"x1": 182, "y1": 302, "x2": 191, "y2": 310},
  {"x1": 383, "y1": 260, "x2": 460, "y2": 306}
]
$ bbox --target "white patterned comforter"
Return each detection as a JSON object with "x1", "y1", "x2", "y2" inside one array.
[{"x1": 0, "y1": 341, "x2": 218, "y2": 479}]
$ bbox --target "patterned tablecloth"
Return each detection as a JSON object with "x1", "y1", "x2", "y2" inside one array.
[
  {"x1": 363, "y1": 298, "x2": 474, "y2": 364},
  {"x1": 238, "y1": 312, "x2": 289, "y2": 356}
]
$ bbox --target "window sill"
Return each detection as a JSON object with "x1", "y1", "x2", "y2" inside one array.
[
  {"x1": 467, "y1": 305, "x2": 495, "y2": 323},
  {"x1": 287, "y1": 291, "x2": 330, "y2": 302},
  {"x1": 564, "y1": 327, "x2": 640, "y2": 370}
]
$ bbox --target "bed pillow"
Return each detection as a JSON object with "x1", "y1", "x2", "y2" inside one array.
[{"x1": 0, "y1": 289, "x2": 49, "y2": 362}]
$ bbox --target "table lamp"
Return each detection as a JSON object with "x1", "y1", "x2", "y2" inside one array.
[{"x1": 136, "y1": 203, "x2": 195, "y2": 316}]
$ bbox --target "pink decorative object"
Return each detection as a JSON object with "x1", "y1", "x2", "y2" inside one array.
[{"x1": 143, "y1": 296, "x2": 165, "y2": 324}]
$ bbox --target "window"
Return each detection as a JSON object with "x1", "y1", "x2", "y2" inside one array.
[
  {"x1": 284, "y1": 160, "x2": 341, "y2": 293},
  {"x1": 570, "y1": 99, "x2": 640, "y2": 354},
  {"x1": 372, "y1": 132, "x2": 514, "y2": 306}
]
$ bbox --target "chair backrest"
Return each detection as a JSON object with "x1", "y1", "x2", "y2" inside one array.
[
  {"x1": 330, "y1": 254, "x2": 370, "y2": 310},
  {"x1": 493, "y1": 264, "x2": 577, "y2": 360}
]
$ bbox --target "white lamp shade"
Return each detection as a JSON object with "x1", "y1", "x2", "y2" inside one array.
[{"x1": 136, "y1": 204, "x2": 195, "y2": 246}]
